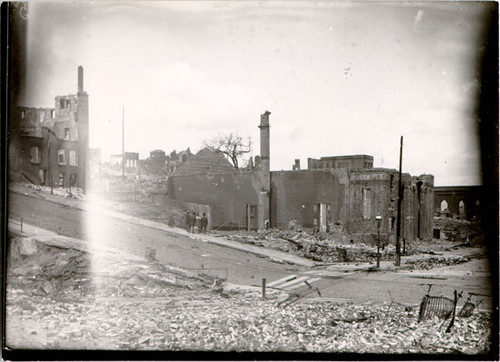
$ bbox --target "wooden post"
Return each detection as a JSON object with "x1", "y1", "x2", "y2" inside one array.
[{"x1": 262, "y1": 278, "x2": 267, "y2": 299}]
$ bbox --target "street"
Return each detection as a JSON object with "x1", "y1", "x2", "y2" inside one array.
[
  {"x1": 8, "y1": 192, "x2": 296, "y2": 286},
  {"x1": 9, "y1": 191, "x2": 493, "y2": 308}
]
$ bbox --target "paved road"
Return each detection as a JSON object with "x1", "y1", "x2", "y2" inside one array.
[
  {"x1": 9, "y1": 191, "x2": 494, "y2": 309},
  {"x1": 8, "y1": 192, "x2": 299, "y2": 286},
  {"x1": 308, "y1": 268, "x2": 492, "y2": 308}
]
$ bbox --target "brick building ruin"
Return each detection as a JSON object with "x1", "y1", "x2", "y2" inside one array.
[
  {"x1": 434, "y1": 186, "x2": 482, "y2": 221},
  {"x1": 9, "y1": 66, "x2": 89, "y2": 193},
  {"x1": 168, "y1": 111, "x2": 435, "y2": 243},
  {"x1": 308, "y1": 154, "x2": 374, "y2": 170}
]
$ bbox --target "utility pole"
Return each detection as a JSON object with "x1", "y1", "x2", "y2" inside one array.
[
  {"x1": 48, "y1": 137, "x2": 53, "y2": 195},
  {"x1": 122, "y1": 105, "x2": 125, "y2": 180},
  {"x1": 395, "y1": 136, "x2": 403, "y2": 266}
]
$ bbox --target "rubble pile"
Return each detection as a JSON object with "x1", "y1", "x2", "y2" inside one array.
[
  {"x1": 6, "y1": 235, "x2": 492, "y2": 353},
  {"x1": 17, "y1": 182, "x2": 85, "y2": 199},
  {"x1": 406, "y1": 256, "x2": 471, "y2": 270},
  {"x1": 224, "y1": 227, "x2": 482, "y2": 268},
  {"x1": 433, "y1": 217, "x2": 482, "y2": 244},
  {"x1": 9, "y1": 236, "x2": 93, "y2": 299},
  {"x1": 227, "y1": 229, "x2": 396, "y2": 264},
  {"x1": 7, "y1": 236, "x2": 214, "y2": 302},
  {"x1": 6, "y1": 284, "x2": 492, "y2": 353}
]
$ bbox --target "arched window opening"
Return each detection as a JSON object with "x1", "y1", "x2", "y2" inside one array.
[
  {"x1": 440, "y1": 200, "x2": 448, "y2": 212},
  {"x1": 459, "y1": 200, "x2": 466, "y2": 219}
]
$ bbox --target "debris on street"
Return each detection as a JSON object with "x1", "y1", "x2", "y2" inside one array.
[
  {"x1": 219, "y1": 227, "x2": 484, "y2": 270},
  {"x1": 5, "y1": 234, "x2": 493, "y2": 354}
]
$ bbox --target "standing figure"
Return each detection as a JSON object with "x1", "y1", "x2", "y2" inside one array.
[
  {"x1": 194, "y1": 214, "x2": 201, "y2": 233},
  {"x1": 190, "y1": 212, "x2": 197, "y2": 233},
  {"x1": 185, "y1": 211, "x2": 192, "y2": 232},
  {"x1": 200, "y1": 213, "x2": 208, "y2": 234}
]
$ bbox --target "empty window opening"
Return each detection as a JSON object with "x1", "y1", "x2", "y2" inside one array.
[
  {"x1": 70, "y1": 173, "x2": 77, "y2": 187},
  {"x1": 39, "y1": 170, "x2": 46, "y2": 185},
  {"x1": 20, "y1": 110, "x2": 25, "y2": 119},
  {"x1": 362, "y1": 188, "x2": 372, "y2": 220},
  {"x1": 58, "y1": 149, "x2": 66, "y2": 165},
  {"x1": 312, "y1": 203, "x2": 330, "y2": 232},
  {"x1": 440, "y1": 200, "x2": 448, "y2": 212},
  {"x1": 246, "y1": 204, "x2": 257, "y2": 231},
  {"x1": 64, "y1": 128, "x2": 70, "y2": 140},
  {"x1": 459, "y1": 200, "x2": 466, "y2": 218},
  {"x1": 30, "y1": 147, "x2": 40, "y2": 164},
  {"x1": 69, "y1": 150, "x2": 77, "y2": 166},
  {"x1": 58, "y1": 173, "x2": 64, "y2": 187}
]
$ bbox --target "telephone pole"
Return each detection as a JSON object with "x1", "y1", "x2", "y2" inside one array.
[{"x1": 395, "y1": 136, "x2": 403, "y2": 266}]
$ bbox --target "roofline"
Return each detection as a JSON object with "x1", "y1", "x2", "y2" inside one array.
[{"x1": 312, "y1": 154, "x2": 374, "y2": 161}]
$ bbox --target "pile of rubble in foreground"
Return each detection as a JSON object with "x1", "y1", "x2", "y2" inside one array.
[{"x1": 6, "y1": 236, "x2": 492, "y2": 354}]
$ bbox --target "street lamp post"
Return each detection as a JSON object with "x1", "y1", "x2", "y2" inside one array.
[{"x1": 375, "y1": 215, "x2": 382, "y2": 268}]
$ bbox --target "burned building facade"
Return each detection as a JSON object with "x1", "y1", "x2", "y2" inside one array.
[
  {"x1": 109, "y1": 152, "x2": 139, "y2": 170},
  {"x1": 270, "y1": 167, "x2": 434, "y2": 242},
  {"x1": 434, "y1": 186, "x2": 482, "y2": 221},
  {"x1": 308, "y1": 154, "x2": 374, "y2": 170},
  {"x1": 9, "y1": 67, "x2": 89, "y2": 193},
  {"x1": 168, "y1": 112, "x2": 434, "y2": 242}
]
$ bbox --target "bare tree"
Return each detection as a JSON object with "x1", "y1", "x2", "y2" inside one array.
[{"x1": 203, "y1": 133, "x2": 252, "y2": 170}]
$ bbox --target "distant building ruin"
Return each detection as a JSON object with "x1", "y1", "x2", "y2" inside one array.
[
  {"x1": 308, "y1": 154, "x2": 374, "y2": 170},
  {"x1": 109, "y1": 152, "x2": 139, "y2": 169},
  {"x1": 168, "y1": 111, "x2": 435, "y2": 242},
  {"x1": 9, "y1": 66, "x2": 89, "y2": 193},
  {"x1": 434, "y1": 186, "x2": 482, "y2": 221}
]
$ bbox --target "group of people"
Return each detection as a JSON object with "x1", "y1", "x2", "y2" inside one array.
[{"x1": 185, "y1": 211, "x2": 208, "y2": 234}]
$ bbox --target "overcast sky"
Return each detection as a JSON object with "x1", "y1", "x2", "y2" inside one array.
[{"x1": 17, "y1": 1, "x2": 493, "y2": 185}]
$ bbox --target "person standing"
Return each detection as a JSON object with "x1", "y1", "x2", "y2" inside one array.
[
  {"x1": 200, "y1": 213, "x2": 208, "y2": 234},
  {"x1": 194, "y1": 214, "x2": 201, "y2": 233},
  {"x1": 185, "y1": 211, "x2": 192, "y2": 233},
  {"x1": 190, "y1": 212, "x2": 197, "y2": 233}
]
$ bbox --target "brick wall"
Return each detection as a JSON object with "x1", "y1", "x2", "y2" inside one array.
[
  {"x1": 270, "y1": 170, "x2": 348, "y2": 228},
  {"x1": 347, "y1": 170, "x2": 396, "y2": 236},
  {"x1": 168, "y1": 171, "x2": 267, "y2": 229}
]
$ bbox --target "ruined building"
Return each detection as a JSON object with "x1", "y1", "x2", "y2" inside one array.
[
  {"x1": 308, "y1": 154, "x2": 374, "y2": 170},
  {"x1": 168, "y1": 112, "x2": 434, "y2": 242},
  {"x1": 109, "y1": 152, "x2": 139, "y2": 170},
  {"x1": 434, "y1": 186, "x2": 482, "y2": 221},
  {"x1": 9, "y1": 67, "x2": 89, "y2": 193}
]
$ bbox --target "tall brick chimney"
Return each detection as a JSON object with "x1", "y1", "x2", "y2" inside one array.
[
  {"x1": 76, "y1": 65, "x2": 89, "y2": 193},
  {"x1": 259, "y1": 111, "x2": 271, "y2": 173},
  {"x1": 78, "y1": 65, "x2": 84, "y2": 93}
]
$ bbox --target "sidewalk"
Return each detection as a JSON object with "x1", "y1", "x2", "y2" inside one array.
[{"x1": 9, "y1": 185, "x2": 316, "y2": 267}]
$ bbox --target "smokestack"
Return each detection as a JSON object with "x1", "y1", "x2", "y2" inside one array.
[
  {"x1": 78, "y1": 66, "x2": 84, "y2": 93},
  {"x1": 259, "y1": 111, "x2": 271, "y2": 173}
]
